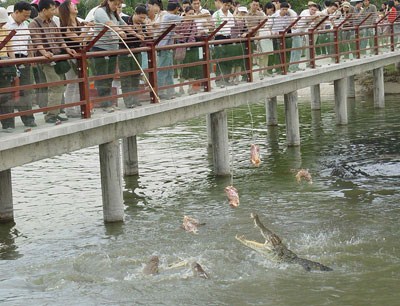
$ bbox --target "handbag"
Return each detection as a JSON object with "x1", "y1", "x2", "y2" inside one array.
[
  {"x1": 174, "y1": 47, "x2": 187, "y2": 61},
  {"x1": 54, "y1": 60, "x2": 71, "y2": 75}
]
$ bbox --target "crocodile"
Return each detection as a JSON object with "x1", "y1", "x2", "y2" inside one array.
[{"x1": 236, "y1": 213, "x2": 332, "y2": 271}]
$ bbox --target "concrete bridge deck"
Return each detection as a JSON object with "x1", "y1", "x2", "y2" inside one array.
[{"x1": 1, "y1": 51, "x2": 399, "y2": 172}]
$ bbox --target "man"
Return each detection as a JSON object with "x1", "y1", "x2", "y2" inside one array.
[
  {"x1": 269, "y1": 2, "x2": 297, "y2": 72},
  {"x1": 247, "y1": 0, "x2": 266, "y2": 79},
  {"x1": 212, "y1": 0, "x2": 234, "y2": 87},
  {"x1": 192, "y1": 0, "x2": 212, "y2": 37},
  {"x1": 360, "y1": 0, "x2": 377, "y2": 53},
  {"x1": 318, "y1": 2, "x2": 339, "y2": 56},
  {"x1": 29, "y1": 0, "x2": 77, "y2": 123},
  {"x1": 120, "y1": 5, "x2": 147, "y2": 108},
  {"x1": 157, "y1": 1, "x2": 182, "y2": 99},
  {"x1": 247, "y1": 0, "x2": 265, "y2": 31},
  {"x1": 290, "y1": 2, "x2": 320, "y2": 71},
  {"x1": 0, "y1": 7, "x2": 17, "y2": 132},
  {"x1": 2, "y1": 1, "x2": 37, "y2": 129}
]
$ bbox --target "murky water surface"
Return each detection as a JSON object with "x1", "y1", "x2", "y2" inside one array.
[{"x1": 1, "y1": 94, "x2": 399, "y2": 305}]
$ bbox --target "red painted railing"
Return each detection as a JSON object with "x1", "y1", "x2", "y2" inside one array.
[{"x1": 0, "y1": 15, "x2": 399, "y2": 124}]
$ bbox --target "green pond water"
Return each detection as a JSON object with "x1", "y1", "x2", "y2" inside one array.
[{"x1": 0, "y1": 94, "x2": 399, "y2": 305}]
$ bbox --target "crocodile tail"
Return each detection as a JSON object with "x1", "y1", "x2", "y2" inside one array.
[{"x1": 296, "y1": 257, "x2": 333, "y2": 272}]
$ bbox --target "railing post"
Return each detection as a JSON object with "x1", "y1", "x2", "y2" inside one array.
[
  {"x1": 333, "y1": 26, "x2": 340, "y2": 63},
  {"x1": 78, "y1": 50, "x2": 91, "y2": 118},
  {"x1": 202, "y1": 38, "x2": 211, "y2": 92},
  {"x1": 308, "y1": 29, "x2": 316, "y2": 68},
  {"x1": 280, "y1": 32, "x2": 287, "y2": 74},
  {"x1": 245, "y1": 35, "x2": 253, "y2": 82},
  {"x1": 373, "y1": 22, "x2": 379, "y2": 55},
  {"x1": 147, "y1": 42, "x2": 158, "y2": 103},
  {"x1": 390, "y1": 22, "x2": 395, "y2": 51},
  {"x1": 355, "y1": 25, "x2": 361, "y2": 59}
]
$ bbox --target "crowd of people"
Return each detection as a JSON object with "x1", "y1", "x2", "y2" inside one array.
[{"x1": 0, "y1": 0, "x2": 398, "y2": 131}]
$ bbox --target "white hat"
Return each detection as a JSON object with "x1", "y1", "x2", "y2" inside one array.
[
  {"x1": 6, "y1": 5, "x2": 13, "y2": 14},
  {"x1": 238, "y1": 6, "x2": 248, "y2": 13},
  {"x1": 0, "y1": 7, "x2": 8, "y2": 23}
]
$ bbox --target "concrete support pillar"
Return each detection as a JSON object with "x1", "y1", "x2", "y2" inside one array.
[
  {"x1": 347, "y1": 75, "x2": 356, "y2": 98},
  {"x1": 373, "y1": 67, "x2": 385, "y2": 108},
  {"x1": 284, "y1": 91, "x2": 300, "y2": 146},
  {"x1": 210, "y1": 110, "x2": 230, "y2": 175},
  {"x1": 334, "y1": 78, "x2": 348, "y2": 125},
  {"x1": 122, "y1": 136, "x2": 139, "y2": 176},
  {"x1": 310, "y1": 84, "x2": 321, "y2": 110},
  {"x1": 99, "y1": 140, "x2": 124, "y2": 222},
  {"x1": 206, "y1": 114, "x2": 212, "y2": 147},
  {"x1": 265, "y1": 97, "x2": 278, "y2": 126},
  {"x1": 0, "y1": 169, "x2": 13, "y2": 223}
]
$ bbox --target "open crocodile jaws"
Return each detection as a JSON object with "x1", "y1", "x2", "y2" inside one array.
[{"x1": 236, "y1": 213, "x2": 332, "y2": 271}]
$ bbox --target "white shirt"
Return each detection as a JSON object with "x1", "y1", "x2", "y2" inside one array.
[
  {"x1": 5, "y1": 15, "x2": 30, "y2": 56},
  {"x1": 293, "y1": 9, "x2": 320, "y2": 33},
  {"x1": 212, "y1": 8, "x2": 234, "y2": 36},
  {"x1": 194, "y1": 7, "x2": 211, "y2": 35},
  {"x1": 270, "y1": 10, "x2": 297, "y2": 34}
]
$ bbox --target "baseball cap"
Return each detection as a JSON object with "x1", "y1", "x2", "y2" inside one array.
[{"x1": 238, "y1": 6, "x2": 248, "y2": 13}]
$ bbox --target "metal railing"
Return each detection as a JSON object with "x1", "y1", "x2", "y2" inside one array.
[{"x1": 0, "y1": 14, "x2": 399, "y2": 125}]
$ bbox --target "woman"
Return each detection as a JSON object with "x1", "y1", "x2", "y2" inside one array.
[
  {"x1": 176, "y1": 6, "x2": 202, "y2": 94},
  {"x1": 59, "y1": 0, "x2": 93, "y2": 117},
  {"x1": 91, "y1": 0, "x2": 141, "y2": 112},
  {"x1": 258, "y1": 2, "x2": 275, "y2": 78}
]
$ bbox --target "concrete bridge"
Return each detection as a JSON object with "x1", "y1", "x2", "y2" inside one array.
[{"x1": 1, "y1": 19, "x2": 399, "y2": 224}]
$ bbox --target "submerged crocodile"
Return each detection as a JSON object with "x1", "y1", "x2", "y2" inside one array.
[{"x1": 236, "y1": 213, "x2": 332, "y2": 272}]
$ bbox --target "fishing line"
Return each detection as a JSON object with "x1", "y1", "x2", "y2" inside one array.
[
  {"x1": 95, "y1": 23, "x2": 160, "y2": 102},
  {"x1": 229, "y1": 100, "x2": 235, "y2": 186}
]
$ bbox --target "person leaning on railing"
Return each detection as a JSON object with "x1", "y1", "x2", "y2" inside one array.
[
  {"x1": 268, "y1": 2, "x2": 297, "y2": 74},
  {"x1": 246, "y1": 0, "x2": 266, "y2": 80},
  {"x1": 317, "y1": 2, "x2": 339, "y2": 58},
  {"x1": 257, "y1": 2, "x2": 276, "y2": 77},
  {"x1": 0, "y1": 7, "x2": 17, "y2": 132},
  {"x1": 360, "y1": 0, "x2": 377, "y2": 54},
  {"x1": 230, "y1": 6, "x2": 249, "y2": 85},
  {"x1": 59, "y1": 0, "x2": 94, "y2": 118},
  {"x1": 175, "y1": 5, "x2": 202, "y2": 95},
  {"x1": 28, "y1": 0, "x2": 77, "y2": 124},
  {"x1": 338, "y1": 1, "x2": 356, "y2": 59},
  {"x1": 212, "y1": 0, "x2": 235, "y2": 88},
  {"x1": 2, "y1": 1, "x2": 37, "y2": 130},
  {"x1": 119, "y1": 5, "x2": 147, "y2": 108},
  {"x1": 289, "y1": 2, "x2": 320, "y2": 72},
  {"x1": 156, "y1": 1, "x2": 183, "y2": 100},
  {"x1": 91, "y1": 0, "x2": 143, "y2": 113}
]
